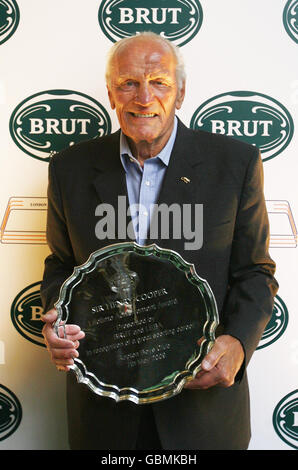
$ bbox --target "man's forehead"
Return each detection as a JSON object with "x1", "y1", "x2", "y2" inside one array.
[{"x1": 113, "y1": 37, "x2": 175, "y2": 66}]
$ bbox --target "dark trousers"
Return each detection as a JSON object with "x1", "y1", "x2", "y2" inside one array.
[{"x1": 135, "y1": 405, "x2": 162, "y2": 450}]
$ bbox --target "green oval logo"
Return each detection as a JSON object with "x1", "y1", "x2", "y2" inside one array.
[
  {"x1": 11, "y1": 281, "x2": 45, "y2": 347},
  {"x1": 9, "y1": 89, "x2": 111, "y2": 162},
  {"x1": 190, "y1": 91, "x2": 294, "y2": 162},
  {"x1": 283, "y1": 0, "x2": 298, "y2": 44},
  {"x1": 0, "y1": 384, "x2": 22, "y2": 441},
  {"x1": 98, "y1": 0, "x2": 203, "y2": 47},
  {"x1": 273, "y1": 390, "x2": 298, "y2": 449},
  {"x1": 257, "y1": 295, "x2": 288, "y2": 350},
  {"x1": 0, "y1": 0, "x2": 19, "y2": 45}
]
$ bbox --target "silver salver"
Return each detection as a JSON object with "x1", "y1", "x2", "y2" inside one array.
[{"x1": 54, "y1": 242, "x2": 219, "y2": 404}]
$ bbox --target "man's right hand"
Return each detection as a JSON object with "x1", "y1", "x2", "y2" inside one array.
[{"x1": 42, "y1": 308, "x2": 85, "y2": 371}]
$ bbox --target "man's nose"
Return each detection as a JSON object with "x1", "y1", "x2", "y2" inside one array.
[{"x1": 135, "y1": 82, "x2": 154, "y2": 105}]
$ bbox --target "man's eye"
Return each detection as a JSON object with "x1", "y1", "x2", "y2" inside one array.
[
  {"x1": 151, "y1": 80, "x2": 167, "y2": 86},
  {"x1": 121, "y1": 81, "x2": 136, "y2": 89}
]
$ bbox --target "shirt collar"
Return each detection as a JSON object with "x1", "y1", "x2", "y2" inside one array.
[{"x1": 120, "y1": 116, "x2": 178, "y2": 172}]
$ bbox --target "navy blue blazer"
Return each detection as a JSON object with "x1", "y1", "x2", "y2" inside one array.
[{"x1": 41, "y1": 118, "x2": 278, "y2": 450}]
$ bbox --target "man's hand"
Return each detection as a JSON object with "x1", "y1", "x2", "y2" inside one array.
[
  {"x1": 184, "y1": 335, "x2": 244, "y2": 390},
  {"x1": 42, "y1": 308, "x2": 85, "y2": 372}
]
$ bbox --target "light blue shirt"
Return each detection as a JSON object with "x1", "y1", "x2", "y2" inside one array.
[{"x1": 120, "y1": 117, "x2": 178, "y2": 244}]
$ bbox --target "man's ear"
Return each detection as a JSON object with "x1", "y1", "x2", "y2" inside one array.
[
  {"x1": 175, "y1": 81, "x2": 186, "y2": 110},
  {"x1": 107, "y1": 85, "x2": 115, "y2": 110}
]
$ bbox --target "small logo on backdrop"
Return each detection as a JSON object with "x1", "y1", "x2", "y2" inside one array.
[
  {"x1": 273, "y1": 390, "x2": 298, "y2": 449},
  {"x1": 266, "y1": 200, "x2": 297, "y2": 248},
  {"x1": 283, "y1": 0, "x2": 298, "y2": 44},
  {"x1": 11, "y1": 281, "x2": 45, "y2": 347},
  {"x1": 9, "y1": 89, "x2": 111, "y2": 162},
  {"x1": 190, "y1": 91, "x2": 294, "y2": 162},
  {"x1": 98, "y1": 0, "x2": 203, "y2": 47},
  {"x1": 0, "y1": 384, "x2": 22, "y2": 441},
  {"x1": 0, "y1": 197, "x2": 47, "y2": 244},
  {"x1": 257, "y1": 295, "x2": 288, "y2": 350},
  {"x1": 0, "y1": 0, "x2": 19, "y2": 45}
]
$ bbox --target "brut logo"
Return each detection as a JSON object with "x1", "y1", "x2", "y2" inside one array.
[
  {"x1": 0, "y1": 0, "x2": 19, "y2": 45},
  {"x1": 9, "y1": 89, "x2": 111, "y2": 162},
  {"x1": 257, "y1": 295, "x2": 288, "y2": 349},
  {"x1": 0, "y1": 384, "x2": 22, "y2": 441},
  {"x1": 190, "y1": 91, "x2": 294, "y2": 162},
  {"x1": 11, "y1": 281, "x2": 45, "y2": 347},
  {"x1": 283, "y1": 0, "x2": 298, "y2": 44},
  {"x1": 273, "y1": 390, "x2": 298, "y2": 449},
  {"x1": 98, "y1": 0, "x2": 203, "y2": 47}
]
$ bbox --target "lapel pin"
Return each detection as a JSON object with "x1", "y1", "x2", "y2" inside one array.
[{"x1": 180, "y1": 176, "x2": 190, "y2": 184}]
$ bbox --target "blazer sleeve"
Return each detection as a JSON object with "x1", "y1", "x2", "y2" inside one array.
[
  {"x1": 222, "y1": 148, "x2": 278, "y2": 373},
  {"x1": 40, "y1": 156, "x2": 76, "y2": 313}
]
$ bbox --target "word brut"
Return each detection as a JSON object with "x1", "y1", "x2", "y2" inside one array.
[
  {"x1": 95, "y1": 196, "x2": 203, "y2": 250},
  {"x1": 211, "y1": 119, "x2": 273, "y2": 137},
  {"x1": 29, "y1": 118, "x2": 90, "y2": 135},
  {"x1": 119, "y1": 7, "x2": 182, "y2": 24}
]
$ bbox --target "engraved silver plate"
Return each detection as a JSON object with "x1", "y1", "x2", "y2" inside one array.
[{"x1": 54, "y1": 242, "x2": 219, "y2": 404}]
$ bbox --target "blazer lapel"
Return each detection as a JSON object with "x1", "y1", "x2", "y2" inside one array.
[
  {"x1": 148, "y1": 119, "x2": 205, "y2": 256},
  {"x1": 157, "y1": 119, "x2": 205, "y2": 205},
  {"x1": 91, "y1": 130, "x2": 135, "y2": 242}
]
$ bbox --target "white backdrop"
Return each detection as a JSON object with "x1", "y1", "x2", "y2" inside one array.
[{"x1": 0, "y1": 0, "x2": 297, "y2": 451}]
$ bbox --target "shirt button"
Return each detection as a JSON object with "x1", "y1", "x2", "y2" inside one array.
[
  {"x1": 143, "y1": 210, "x2": 148, "y2": 216},
  {"x1": 145, "y1": 180, "x2": 150, "y2": 186}
]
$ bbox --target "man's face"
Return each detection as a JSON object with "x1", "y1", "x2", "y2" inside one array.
[{"x1": 107, "y1": 37, "x2": 185, "y2": 151}]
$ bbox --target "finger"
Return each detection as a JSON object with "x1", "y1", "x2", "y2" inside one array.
[
  {"x1": 55, "y1": 358, "x2": 75, "y2": 366},
  {"x1": 213, "y1": 357, "x2": 237, "y2": 387},
  {"x1": 198, "y1": 357, "x2": 236, "y2": 388},
  {"x1": 41, "y1": 308, "x2": 58, "y2": 323},
  {"x1": 53, "y1": 339, "x2": 81, "y2": 350},
  {"x1": 201, "y1": 340, "x2": 225, "y2": 372},
  {"x1": 50, "y1": 347, "x2": 79, "y2": 361},
  {"x1": 56, "y1": 365, "x2": 71, "y2": 372},
  {"x1": 42, "y1": 323, "x2": 75, "y2": 349},
  {"x1": 185, "y1": 369, "x2": 221, "y2": 390},
  {"x1": 66, "y1": 335, "x2": 84, "y2": 346},
  {"x1": 184, "y1": 370, "x2": 206, "y2": 389},
  {"x1": 56, "y1": 324, "x2": 85, "y2": 341},
  {"x1": 192, "y1": 375, "x2": 218, "y2": 390}
]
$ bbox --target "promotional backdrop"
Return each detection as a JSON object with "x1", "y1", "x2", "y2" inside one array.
[{"x1": 0, "y1": 0, "x2": 297, "y2": 450}]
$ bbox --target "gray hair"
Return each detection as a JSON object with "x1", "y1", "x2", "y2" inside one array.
[{"x1": 105, "y1": 32, "x2": 186, "y2": 90}]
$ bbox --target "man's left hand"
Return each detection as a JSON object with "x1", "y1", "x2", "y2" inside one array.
[{"x1": 184, "y1": 335, "x2": 244, "y2": 390}]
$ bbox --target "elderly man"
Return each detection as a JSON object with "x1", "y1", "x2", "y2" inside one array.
[{"x1": 41, "y1": 32, "x2": 278, "y2": 450}]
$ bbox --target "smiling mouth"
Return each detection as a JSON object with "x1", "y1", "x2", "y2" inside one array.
[{"x1": 129, "y1": 112, "x2": 157, "y2": 118}]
